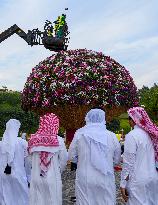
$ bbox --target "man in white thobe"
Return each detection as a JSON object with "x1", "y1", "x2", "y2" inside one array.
[
  {"x1": 0, "y1": 119, "x2": 31, "y2": 205},
  {"x1": 68, "y1": 108, "x2": 121, "y2": 205},
  {"x1": 28, "y1": 113, "x2": 67, "y2": 205},
  {"x1": 120, "y1": 107, "x2": 158, "y2": 205}
]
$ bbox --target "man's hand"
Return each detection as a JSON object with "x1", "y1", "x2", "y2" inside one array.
[{"x1": 120, "y1": 187, "x2": 128, "y2": 202}]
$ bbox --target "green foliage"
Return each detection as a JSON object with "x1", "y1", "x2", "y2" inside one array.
[
  {"x1": 0, "y1": 89, "x2": 39, "y2": 138},
  {"x1": 106, "y1": 119, "x2": 120, "y2": 132},
  {"x1": 0, "y1": 91, "x2": 21, "y2": 107},
  {"x1": 120, "y1": 119, "x2": 131, "y2": 134},
  {"x1": 139, "y1": 84, "x2": 158, "y2": 122},
  {"x1": 106, "y1": 118, "x2": 131, "y2": 134}
]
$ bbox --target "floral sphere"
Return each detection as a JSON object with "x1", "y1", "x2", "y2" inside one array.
[{"x1": 22, "y1": 49, "x2": 139, "y2": 128}]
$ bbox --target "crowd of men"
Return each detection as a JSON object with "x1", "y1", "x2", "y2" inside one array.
[{"x1": 0, "y1": 107, "x2": 158, "y2": 205}]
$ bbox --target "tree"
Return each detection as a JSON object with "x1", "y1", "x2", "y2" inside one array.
[
  {"x1": 139, "y1": 84, "x2": 158, "y2": 122},
  {"x1": 106, "y1": 119, "x2": 120, "y2": 132},
  {"x1": 0, "y1": 89, "x2": 39, "y2": 139}
]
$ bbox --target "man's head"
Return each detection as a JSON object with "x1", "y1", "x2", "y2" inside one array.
[
  {"x1": 85, "y1": 108, "x2": 106, "y2": 125},
  {"x1": 128, "y1": 116, "x2": 136, "y2": 128}
]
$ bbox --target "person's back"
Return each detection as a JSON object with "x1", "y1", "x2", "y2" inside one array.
[
  {"x1": 120, "y1": 107, "x2": 158, "y2": 205},
  {"x1": 68, "y1": 109, "x2": 121, "y2": 205},
  {"x1": 130, "y1": 127, "x2": 157, "y2": 183},
  {"x1": 76, "y1": 129, "x2": 120, "y2": 176},
  {"x1": 0, "y1": 120, "x2": 30, "y2": 205},
  {"x1": 29, "y1": 136, "x2": 67, "y2": 205},
  {"x1": 122, "y1": 126, "x2": 158, "y2": 205},
  {"x1": 28, "y1": 113, "x2": 67, "y2": 205}
]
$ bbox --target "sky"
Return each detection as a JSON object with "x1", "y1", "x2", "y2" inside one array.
[{"x1": 0, "y1": 0, "x2": 158, "y2": 91}]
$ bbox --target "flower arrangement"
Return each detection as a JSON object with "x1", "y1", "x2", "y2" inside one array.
[{"x1": 22, "y1": 49, "x2": 139, "y2": 128}]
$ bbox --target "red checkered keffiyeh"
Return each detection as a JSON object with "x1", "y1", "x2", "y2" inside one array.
[
  {"x1": 128, "y1": 107, "x2": 158, "y2": 169},
  {"x1": 28, "y1": 113, "x2": 59, "y2": 175}
]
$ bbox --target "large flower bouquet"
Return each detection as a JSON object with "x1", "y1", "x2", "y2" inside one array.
[{"x1": 22, "y1": 49, "x2": 139, "y2": 128}]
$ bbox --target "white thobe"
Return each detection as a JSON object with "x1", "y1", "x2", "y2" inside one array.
[
  {"x1": 0, "y1": 138, "x2": 31, "y2": 205},
  {"x1": 29, "y1": 136, "x2": 68, "y2": 205},
  {"x1": 121, "y1": 125, "x2": 158, "y2": 205},
  {"x1": 68, "y1": 129, "x2": 121, "y2": 205}
]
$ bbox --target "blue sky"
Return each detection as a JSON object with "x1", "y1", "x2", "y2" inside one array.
[{"x1": 0, "y1": 0, "x2": 158, "y2": 90}]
